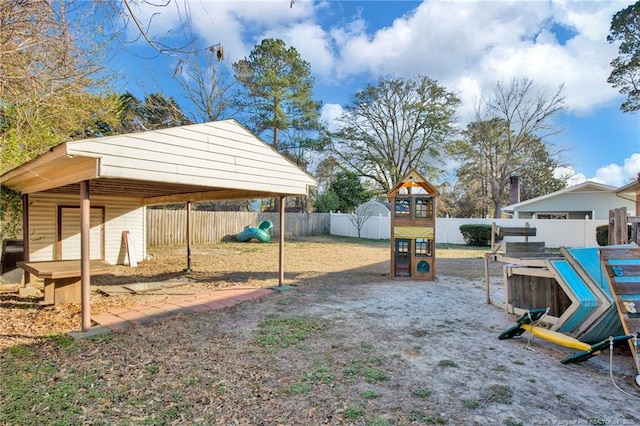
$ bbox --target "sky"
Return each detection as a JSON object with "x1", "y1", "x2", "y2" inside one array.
[{"x1": 107, "y1": 0, "x2": 640, "y2": 188}]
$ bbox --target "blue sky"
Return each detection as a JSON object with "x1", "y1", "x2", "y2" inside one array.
[{"x1": 108, "y1": 0, "x2": 639, "y2": 188}]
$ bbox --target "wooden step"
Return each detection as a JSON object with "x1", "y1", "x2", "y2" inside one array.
[
  {"x1": 626, "y1": 317, "x2": 640, "y2": 333},
  {"x1": 600, "y1": 248, "x2": 640, "y2": 261},
  {"x1": 599, "y1": 247, "x2": 640, "y2": 375},
  {"x1": 608, "y1": 282, "x2": 640, "y2": 294},
  {"x1": 606, "y1": 263, "x2": 640, "y2": 276}
]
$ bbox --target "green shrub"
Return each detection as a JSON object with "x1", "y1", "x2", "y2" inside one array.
[
  {"x1": 596, "y1": 224, "x2": 632, "y2": 246},
  {"x1": 459, "y1": 224, "x2": 498, "y2": 246}
]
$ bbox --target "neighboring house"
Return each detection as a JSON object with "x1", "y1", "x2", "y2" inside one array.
[
  {"x1": 502, "y1": 181, "x2": 635, "y2": 220},
  {"x1": 355, "y1": 200, "x2": 391, "y2": 217},
  {"x1": 616, "y1": 175, "x2": 640, "y2": 216}
]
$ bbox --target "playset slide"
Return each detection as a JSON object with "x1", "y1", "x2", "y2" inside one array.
[{"x1": 236, "y1": 220, "x2": 273, "y2": 243}]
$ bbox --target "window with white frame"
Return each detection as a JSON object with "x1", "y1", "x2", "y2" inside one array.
[{"x1": 535, "y1": 212, "x2": 568, "y2": 219}]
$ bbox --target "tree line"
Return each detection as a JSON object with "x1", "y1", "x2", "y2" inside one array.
[{"x1": 1, "y1": 0, "x2": 637, "y2": 238}]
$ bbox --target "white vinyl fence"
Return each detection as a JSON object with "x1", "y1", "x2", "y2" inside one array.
[{"x1": 330, "y1": 213, "x2": 607, "y2": 248}]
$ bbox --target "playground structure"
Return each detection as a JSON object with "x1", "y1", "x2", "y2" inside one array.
[
  {"x1": 236, "y1": 220, "x2": 273, "y2": 243},
  {"x1": 499, "y1": 308, "x2": 637, "y2": 366},
  {"x1": 386, "y1": 169, "x2": 438, "y2": 281},
  {"x1": 486, "y1": 220, "x2": 640, "y2": 384},
  {"x1": 484, "y1": 222, "x2": 558, "y2": 307}
]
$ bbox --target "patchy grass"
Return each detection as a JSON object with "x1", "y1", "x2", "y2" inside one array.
[
  {"x1": 487, "y1": 384, "x2": 514, "y2": 405},
  {"x1": 286, "y1": 382, "x2": 312, "y2": 396},
  {"x1": 343, "y1": 349, "x2": 389, "y2": 384},
  {"x1": 361, "y1": 390, "x2": 381, "y2": 399},
  {"x1": 411, "y1": 388, "x2": 433, "y2": 399},
  {"x1": 2, "y1": 236, "x2": 630, "y2": 425},
  {"x1": 0, "y1": 351, "x2": 101, "y2": 424},
  {"x1": 302, "y1": 365, "x2": 335, "y2": 385},
  {"x1": 462, "y1": 398, "x2": 480, "y2": 409},
  {"x1": 367, "y1": 417, "x2": 392, "y2": 426},
  {"x1": 343, "y1": 406, "x2": 366, "y2": 421},
  {"x1": 255, "y1": 314, "x2": 327, "y2": 352},
  {"x1": 362, "y1": 368, "x2": 388, "y2": 383},
  {"x1": 409, "y1": 409, "x2": 447, "y2": 424}
]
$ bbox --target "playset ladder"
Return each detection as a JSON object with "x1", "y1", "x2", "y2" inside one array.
[{"x1": 600, "y1": 247, "x2": 640, "y2": 376}]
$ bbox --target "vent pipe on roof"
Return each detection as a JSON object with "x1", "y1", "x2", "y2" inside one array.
[{"x1": 509, "y1": 175, "x2": 520, "y2": 205}]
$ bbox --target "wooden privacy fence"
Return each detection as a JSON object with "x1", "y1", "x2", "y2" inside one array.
[{"x1": 146, "y1": 210, "x2": 330, "y2": 247}]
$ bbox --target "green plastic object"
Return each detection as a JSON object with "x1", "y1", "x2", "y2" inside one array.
[
  {"x1": 236, "y1": 220, "x2": 273, "y2": 243},
  {"x1": 498, "y1": 308, "x2": 547, "y2": 340},
  {"x1": 417, "y1": 260, "x2": 429, "y2": 273},
  {"x1": 561, "y1": 334, "x2": 634, "y2": 364}
]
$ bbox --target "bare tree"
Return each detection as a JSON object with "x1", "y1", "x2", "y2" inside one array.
[
  {"x1": 97, "y1": 0, "x2": 292, "y2": 61},
  {"x1": 174, "y1": 48, "x2": 237, "y2": 122},
  {"x1": 97, "y1": 0, "x2": 223, "y2": 58},
  {"x1": 331, "y1": 76, "x2": 460, "y2": 195},
  {"x1": 0, "y1": 0, "x2": 119, "y2": 172},
  {"x1": 471, "y1": 78, "x2": 566, "y2": 217},
  {"x1": 349, "y1": 205, "x2": 376, "y2": 238}
]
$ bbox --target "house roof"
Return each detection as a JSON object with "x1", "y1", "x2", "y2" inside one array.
[
  {"x1": 0, "y1": 119, "x2": 316, "y2": 205},
  {"x1": 502, "y1": 181, "x2": 617, "y2": 212},
  {"x1": 615, "y1": 174, "x2": 640, "y2": 201},
  {"x1": 386, "y1": 169, "x2": 439, "y2": 199},
  {"x1": 356, "y1": 200, "x2": 391, "y2": 211}
]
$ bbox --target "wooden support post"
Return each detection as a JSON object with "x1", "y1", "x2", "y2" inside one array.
[
  {"x1": 185, "y1": 201, "x2": 192, "y2": 272},
  {"x1": 80, "y1": 180, "x2": 91, "y2": 331},
  {"x1": 503, "y1": 265, "x2": 511, "y2": 314},
  {"x1": 484, "y1": 254, "x2": 491, "y2": 304},
  {"x1": 608, "y1": 209, "x2": 615, "y2": 245},
  {"x1": 279, "y1": 196, "x2": 285, "y2": 286},
  {"x1": 21, "y1": 194, "x2": 30, "y2": 285},
  {"x1": 618, "y1": 207, "x2": 628, "y2": 244}
]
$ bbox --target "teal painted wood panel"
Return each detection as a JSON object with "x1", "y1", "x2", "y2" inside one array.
[{"x1": 549, "y1": 259, "x2": 598, "y2": 334}]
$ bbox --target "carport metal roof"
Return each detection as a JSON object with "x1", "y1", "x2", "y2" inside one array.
[{"x1": 1, "y1": 119, "x2": 316, "y2": 202}]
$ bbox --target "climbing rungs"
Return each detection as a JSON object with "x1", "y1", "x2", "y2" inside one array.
[
  {"x1": 600, "y1": 247, "x2": 640, "y2": 370},
  {"x1": 610, "y1": 282, "x2": 640, "y2": 294},
  {"x1": 600, "y1": 248, "x2": 640, "y2": 260},
  {"x1": 604, "y1": 263, "x2": 640, "y2": 278},
  {"x1": 625, "y1": 317, "x2": 640, "y2": 331},
  {"x1": 619, "y1": 298, "x2": 640, "y2": 311}
]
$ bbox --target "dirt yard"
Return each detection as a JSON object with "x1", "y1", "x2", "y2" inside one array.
[{"x1": 1, "y1": 236, "x2": 639, "y2": 425}]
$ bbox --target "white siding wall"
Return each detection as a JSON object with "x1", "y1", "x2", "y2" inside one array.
[
  {"x1": 66, "y1": 120, "x2": 315, "y2": 195},
  {"x1": 514, "y1": 192, "x2": 634, "y2": 220},
  {"x1": 27, "y1": 193, "x2": 145, "y2": 264}
]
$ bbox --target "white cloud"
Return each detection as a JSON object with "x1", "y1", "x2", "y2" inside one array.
[
  {"x1": 325, "y1": 1, "x2": 626, "y2": 114},
  {"x1": 261, "y1": 22, "x2": 335, "y2": 76},
  {"x1": 320, "y1": 103, "x2": 343, "y2": 132},
  {"x1": 590, "y1": 153, "x2": 640, "y2": 187},
  {"x1": 558, "y1": 153, "x2": 640, "y2": 187},
  {"x1": 127, "y1": 0, "x2": 317, "y2": 62},
  {"x1": 119, "y1": 0, "x2": 637, "y2": 188},
  {"x1": 554, "y1": 166, "x2": 584, "y2": 185},
  {"x1": 126, "y1": 0, "x2": 631, "y2": 114}
]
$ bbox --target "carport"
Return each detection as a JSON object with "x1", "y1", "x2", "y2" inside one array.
[{"x1": 0, "y1": 119, "x2": 316, "y2": 331}]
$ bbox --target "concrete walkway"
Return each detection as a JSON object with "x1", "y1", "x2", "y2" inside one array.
[{"x1": 91, "y1": 286, "x2": 274, "y2": 332}]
